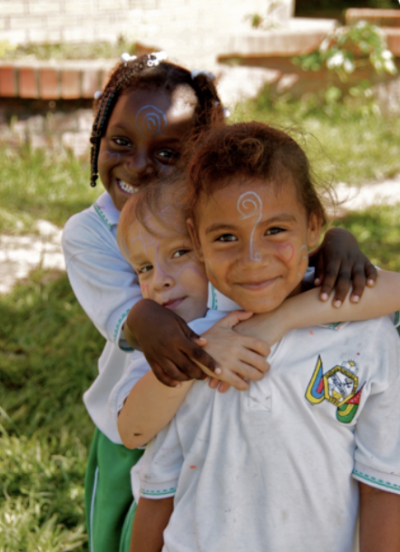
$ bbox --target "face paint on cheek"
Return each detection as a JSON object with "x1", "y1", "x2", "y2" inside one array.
[
  {"x1": 141, "y1": 283, "x2": 150, "y2": 298},
  {"x1": 100, "y1": 150, "x2": 121, "y2": 161},
  {"x1": 276, "y1": 242, "x2": 295, "y2": 263},
  {"x1": 174, "y1": 263, "x2": 207, "y2": 281},
  {"x1": 237, "y1": 192, "x2": 263, "y2": 262},
  {"x1": 135, "y1": 105, "x2": 167, "y2": 137}
]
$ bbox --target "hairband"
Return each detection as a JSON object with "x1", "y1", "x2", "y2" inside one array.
[
  {"x1": 121, "y1": 52, "x2": 138, "y2": 66},
  {"x1": 147, "y1": 51, "x2": 168, "y2": 67},
  {"x1": 191, "y1": 68, "x2": 215, "y2": 81}
]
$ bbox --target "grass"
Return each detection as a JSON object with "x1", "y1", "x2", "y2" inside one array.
[
  {"x1": 334, "y1": 204, "x2": 400, "y2": 273},
  {"x1": 233, "y1": 92, "x2": 400, "y2": 186},
  {"x1": 0, "y1": 146, "x2": 99, "y2": 235},
  {"x1": 1, "y1": 95, "x2": 400, "y2": 549},
  {"x1": 1, "y1": 37, "x2": 135, "y2": 61},
  {"x1": 0, "y1": 270, "x2": 104, "y2": 551}
]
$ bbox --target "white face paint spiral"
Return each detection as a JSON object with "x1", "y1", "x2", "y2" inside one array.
[
  {"x1": 237, "y1": 191, "x2": 263, "y2": 261},
  {"x1": 135, "y1": 105, "x2": 167, "y2": 137}
]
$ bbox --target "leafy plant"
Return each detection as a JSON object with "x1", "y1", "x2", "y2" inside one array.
[{"x1": 293, "y1": 21, "x2": 397, "y2": 81}]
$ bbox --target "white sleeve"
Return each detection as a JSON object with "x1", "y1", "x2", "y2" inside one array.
[
  {"x1": 62, "y1": 212, "x2": 142, "y2": 346},
  {"x1": 352, "y1": 322, "x2": 400, "y2": 495},
  {"x1": 139, "y1": 419, "x2": 183, "y2": 500},
  {"x1": 108, "y1": 352, "x2": 151, "y2": 427}
]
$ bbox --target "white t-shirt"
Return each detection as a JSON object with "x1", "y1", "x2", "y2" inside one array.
[
  {"x1": 62, "y1": 191, "x2": 142, "y2": 443},
  {"x1": 139, "y1": 309, "x2": 400, "y2": 552}
]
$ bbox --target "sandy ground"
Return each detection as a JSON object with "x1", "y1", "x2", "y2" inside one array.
[{"x1": 1, "y1": 176, "x2": 400, "y2": 295}]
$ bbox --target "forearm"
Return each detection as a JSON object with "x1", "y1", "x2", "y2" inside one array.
[
  {"x1": 130, "y1": 497, "x2": 173, "y2": 552},
  {"x1": 359, "y1": 483, "x2": 400, "y2": 552},
  {"x1": 236, "y1": 270, "x2": 400, "y2": 344},
  {"x1": 118, "y1": 371, "x2": 192, "y2": 448}
]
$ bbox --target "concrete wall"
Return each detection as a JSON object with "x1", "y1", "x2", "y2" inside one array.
[{"x1": 0, "y1": 0, "x2": 295, "y2": 45}]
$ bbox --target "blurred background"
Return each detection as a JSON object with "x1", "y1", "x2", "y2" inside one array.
[{"x1": 1, "y1": 1, "x2": 400, "y2": 550}]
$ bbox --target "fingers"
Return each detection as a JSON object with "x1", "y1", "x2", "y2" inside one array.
[
  {"x1": 190, "y1": 344, "x2": 219, "y2": 373},
  {"x1": 216, "y1": 370, "x2": 249, "y2": 391},
  {"x1": 318, "y1": 259, "x2": 342, "y2": 301},
  {"x1": 330, "y1": 264, "x2": 352, "y2": 307},
  {"x1": 208, "y1": 377, "x2": 220, "y2": 389},
  {"x1": 217, "y1": 310, "x2": 254, "y2": 329},
  {"x1": 237, "y1": 348, "x2": 271, "y2": 375},
  {"x1": 365, "y1": 262, "x2": 378, "y2": 287},
  {"x1": 216, "y1": 381, "x2": 231, "y2": 393},
  {"x1": 149, "y1": 360, "x2": 183, "y2": 387},
  {"x1": 313, "y1": 247, "x2": 326, "y2": 287},
  {"x1": 241, "y1": 336, "x2": 271, "y2": 359}
]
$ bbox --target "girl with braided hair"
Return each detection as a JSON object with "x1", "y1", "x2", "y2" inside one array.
[
  {"x1": 62, "y1": 52, "x2": 379, "y2": 551},
  {"x1": 63, "y1": 52, "x2": 274, "y2": 552}
]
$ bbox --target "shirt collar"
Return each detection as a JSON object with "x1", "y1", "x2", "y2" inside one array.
[{"x1": 93, "y1": 191, "x2": 120, "y2": 228}]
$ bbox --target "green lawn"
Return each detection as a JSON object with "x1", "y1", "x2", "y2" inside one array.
[
  {"x1": 1, "y1": 98, "x2": 400, "y2": 549},
  {"x1": 233, "y1": 93, "x2": 400, "y2": 185}
]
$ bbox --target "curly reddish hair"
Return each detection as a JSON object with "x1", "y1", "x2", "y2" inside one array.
[{"x1": 187, "y1": 122, "x2": 326, "y2": 225}]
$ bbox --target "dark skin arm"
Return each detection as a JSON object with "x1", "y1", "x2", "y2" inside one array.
[
  {"x1": 309, "y1": 227, "x2": 377, "y2": 306},
  {"x1": 359, "y1": 483, "x2": 400, "y2": 552},
  {"x1": 129, "y1": 497, "x2": 173, "y2": 552},
  {"x1": 124, "y1": 298, "x2": 217, "y2": 387}
]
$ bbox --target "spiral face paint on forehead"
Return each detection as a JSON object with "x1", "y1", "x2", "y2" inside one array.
[
  {"x1": 237, "y1": 191, "x2": 263, "y2": 262},
  {"x1": 135, "y1": 105, "x2": 167, "y2": 137}
]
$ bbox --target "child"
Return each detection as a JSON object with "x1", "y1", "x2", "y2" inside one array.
[
  {"x1": 129, "y1": 122, "x2": 400, "y2": 552},
  {"x1": 62, "y1": 50, "x2": 379, "y2": 552},
  {"x1": 62, "y1": 52, "x2": 278, "y2": 552}
]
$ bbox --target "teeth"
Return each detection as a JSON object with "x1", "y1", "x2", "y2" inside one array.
[{"x1": 118, "y1": 180, "x2": 139, "y2": 194}]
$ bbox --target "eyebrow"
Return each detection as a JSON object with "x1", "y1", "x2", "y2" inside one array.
[{"x1": 205, "y1": 214, "x2": 297, "y2": 235}]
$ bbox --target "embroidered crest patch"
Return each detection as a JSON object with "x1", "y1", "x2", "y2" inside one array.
[{"x1": 305, "y1": 356, "x2": 364, "y2": 423}]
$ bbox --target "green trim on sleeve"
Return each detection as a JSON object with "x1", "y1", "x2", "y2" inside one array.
[
  {"x1": 140, "y1": 487, "x2": 176, "y2": 497},
  {"x1": 94, "y1": 203, "x2": 112, "y2": 228},
  {"x1": 113, "y1": 308, "x2": 131, "y2": 344},
  {"x1": 353, "y1": 469, "x2": 400, "y2": 492},
  {"x1": 211, "y1": 284, "x2": 218, "y2": 310}
]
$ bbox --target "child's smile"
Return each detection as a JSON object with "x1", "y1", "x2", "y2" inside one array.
[
  {"x1": 98, "y1": 87, "x2": 197, "y2": 211},
  {"x1": 191, "y1": 177, "x2": 321, "y2": 313}
]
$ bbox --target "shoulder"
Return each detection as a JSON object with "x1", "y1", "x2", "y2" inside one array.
[{"x1": 62, "y1": 192, "x2": 120, "y2": 253}]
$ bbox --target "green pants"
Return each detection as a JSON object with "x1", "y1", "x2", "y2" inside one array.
[{"x1": 85, "y1": 428, "x2": 144, "y2": 552}]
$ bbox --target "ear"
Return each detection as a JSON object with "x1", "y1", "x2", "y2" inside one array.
[
  {"x1": 307, "y1": 213, "x2": 322, "y2": 249},
  {"x1": 187, "y1": 218, "x2": 204, "y2": 262}
]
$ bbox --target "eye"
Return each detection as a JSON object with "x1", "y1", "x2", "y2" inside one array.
[
  {"x1": 172, "y1": 248, "x2": 190, "y2": 258},
  {"x1": 156, "y1": 149, "x2": 179, "y2": 163},
  {"x1": 112, "y1": 137, "x2": 131, "y2": 147},
  {"x1": 215, "y1": 234, "x2": 237, "y2": 242},
  {"x1": 137, "y1": 264, "x2": 153, "y2": 274},
  {"x1": 265, "y1": 227, "x2": 285, "y2": 236}
]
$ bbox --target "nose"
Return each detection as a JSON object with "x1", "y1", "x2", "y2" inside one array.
[
  {"x1": 239, "y1": 235, "x2": 271, "y2": 268},
  {"x1": 152, "y1": 258, "x2": 175, "y2": 291},
  {"x1": 125, "y1": 148, "x2": 155, "y2": 177}
]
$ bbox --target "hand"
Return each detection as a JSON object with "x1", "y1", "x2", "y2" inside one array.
[
  {"x1": 199, "y1": 311, "x2": 271, "y2": 392},
  {"x1": 309, "y1": 228, "x2": 377, "y2": 307},
  {"x1": 125, "y1": 299, "x2": 218, "y2": 387}
]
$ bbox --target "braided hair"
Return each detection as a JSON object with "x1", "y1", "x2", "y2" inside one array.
[{"x1": 90, "y1": 53, "x2": 224, "y2": 187}]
